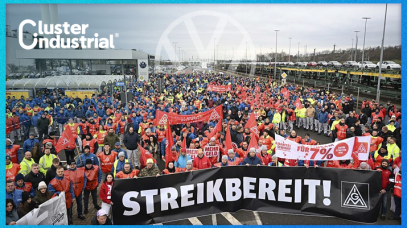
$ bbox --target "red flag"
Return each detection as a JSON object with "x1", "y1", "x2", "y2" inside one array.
[
  {"x1": 294, "y1": 98, "x2": 303, "y2": 109},
  {"x1": 244, "y1": 112, "x2": 260, "y2": 139},
  {"x1": 225, "y1": 125, "x2": 233, "y2": 152},
  {"x1": 368, "y1": 156, "x2": 375, "y2": 169},
  {"x1": 182, "y1": 136, "x2": 187, "y2": 149},
  {"x1": 165, "y1": 123, "x2": 177, "y2": 166},
  {"x1": 266, "y1": 86, "x2": 271, "y2": 94},
  {"x1": 247, "y1": 134, "x2": 259, "y2": 157},
  {"x1": 138, "y1": 143, "x2": 156, "y2": 169},
  {"x1": 281, "y1": 87, "x2": 289, "y2": 99},
  {"x1": 55, "y1": 129, "x2": 76, "y2": 154},
  {"x1": 207, "y1": 120, "x2": 222, "y2": 139}
]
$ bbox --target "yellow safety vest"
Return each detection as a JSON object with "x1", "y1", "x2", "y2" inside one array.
[
  {"x1": 272, "y1": 113, "x2": 281, "y2": 124},
  {"x1": 39, "y1": 154, "x2": 57, "y2": 175},
  {"x1": 299, "y1": 108, "x2": 307, "y2": 118},
  {"x1": 18, "y1": 158, "x2": 35, "y2": 176},
  {"x1": 113, "y1": 159, "x2": 129, "y2": 177},
  {"x1": 386, "y1": 124, "x2": 396, "y2": 132},
  {"x1": 387, "y1": 143, "x2": 400, "y2": 159},
  {"x1": 331, "y1": 119, "x2": 341, "y2": 131}
]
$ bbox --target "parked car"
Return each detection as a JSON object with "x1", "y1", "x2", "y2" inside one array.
[
  {"x1": 287, "y1": 62, "x2": 295, "y2": 66},
  {"x1": 342, "y1": 61, "x2": 358, "y2": 68},
  {"x1": 296, "y1": 62, "x2": 308, "y2": 67},
  {"x1": 307, "y1": 62, "x2": 317, "y2": 67},
  {"x1": 357, "y1": 61, "x2": 376, "y2": 69},
  {"x1": 317, "y1": 61, "x2": 328, "y2": 67},
  {"x1": 376, "y1": 61, "x2": 401, "y2": 70},
  {"x1": 327, "y1": 61, "x2": 342, "y2": 68}
]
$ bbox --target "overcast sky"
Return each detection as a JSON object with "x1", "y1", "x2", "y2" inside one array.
[{"x1": 7, "y1": 4, "x2": 401, "y2": 61}]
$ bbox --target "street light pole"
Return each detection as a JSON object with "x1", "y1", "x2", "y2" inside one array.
[
  {"x1": 360, "y1": 17, "x2": 371, "y2": 83},
  {"x1": 288, "y1": 38, "x2": 291, "y2": 62},
  {"x1": 214, "y1": 38, "x2": 216, "y2": 70},
  {"x1": 351, "y1": 39, "x2": 354, "y2": 61},
  {"x1": 376, "y1": 4, "x2": 387, "y2": 103},
  {"x1": 354, "y1": 31, "x2": 360, "y2": 62},
  {"x1": 274, "y1": 30, "x2": 279, "y2": 80},
  {"x1": 173, "y1": 42, "x2": 177, "y2": 65},
  {"x1": 178, "y1": 47, "x2": 181, "y2": 67},
  {"x1": 246, "y1": 42, "x2": 248, "y2": 74},
  {"x1": 297, "y1": 42, "x2": 300, "y2": 62}
]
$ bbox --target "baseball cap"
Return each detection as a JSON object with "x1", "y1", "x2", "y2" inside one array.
[{"x1": 97, "y1": 209, "x2": 108, "y2": 217}]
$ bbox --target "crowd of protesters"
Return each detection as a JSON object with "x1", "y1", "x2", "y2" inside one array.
[{"x1": 6, "y1": 72, "x2": 402, "y2": 225}]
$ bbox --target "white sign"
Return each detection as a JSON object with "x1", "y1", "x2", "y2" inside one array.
[
  {"x1": 187, "y1": 146, "x2": 219, "y2": 159},
  {"x1": 16, "y1": 192, "x2": 68, "y2": 225},
  {"x1": 281, "y1": 72, "x2": 287, "y2": 79},
  {"x1": 138, "y1": 59, "x2": 149, "y2": 81},
  {"x1": 275, "y1": 135, "x2": 370, "y2": 161}
]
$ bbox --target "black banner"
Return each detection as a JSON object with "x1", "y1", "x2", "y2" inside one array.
[{"x1": 112, "y1": 167, "x2": 382, "y2": 224}]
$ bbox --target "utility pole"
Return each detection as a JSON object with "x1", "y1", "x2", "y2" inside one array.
[
  {"x1": 333, "y1": 44, "x2": 336, "y2": 60},
  {"x1": 297, "y1": 42, "x2": 300, "y2": 62},
  {"x1": 351, "y1": 38, "x2": 354, "y2": 61},
  {"x1": 246, "y1": 42, "x2": 248, "y2": 74},
  {"x1": 354, "y1": 31, "x2": 360, "y2": 62},
  {"x1": 288, "y1": 37, "x2": 292, "y2": 62},
  {"x1": 360, "y1": 17, "x2": 371, "y2": 83},
  {"x1": 313, "y1": 48, "x2": 316, "y2": 62},
  {"x1": 274, "y1": 30, "x2": 279, "y2": 80},
  {"x1": 214, "y1": 38, "x2": 216, "y2": 70},
  {"x1": 173, "y1": 42, "x2": 177, "y2": 64},
  {"x1": 376, "y1": 4, "x2": 387, "y2": 103}
]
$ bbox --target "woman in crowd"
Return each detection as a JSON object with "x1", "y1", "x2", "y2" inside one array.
[
  {"x1": 17, "y1": 192, "x2": 37, "y2": 218},
  {"x1": 6, "y1": 199, "x2": 19, "y2": 225},
  {"x1": 32, "y1": 181, "x2": 54, "y2": 205},
  {"x1": 99, "y1": 173, "x2": 114, "y2": 215}
]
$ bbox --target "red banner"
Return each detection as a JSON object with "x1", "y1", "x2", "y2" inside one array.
[
  {"x1": 156, "y1": 105, "x2": 223, "y2": 125},
  {"x1": 207, "y1": 84, "x2": 231, "y2": 92}
]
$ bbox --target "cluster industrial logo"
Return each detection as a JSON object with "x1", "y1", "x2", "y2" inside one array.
[{"x1": 18, "y1": 20, "x2": 116, "y2": 50}]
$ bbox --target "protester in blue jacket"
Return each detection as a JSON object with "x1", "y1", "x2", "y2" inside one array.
[
  {"x1": 175, "y1": 148, "x2": 192, "y2": 169},
  {"x1": 242, "y1": 148, "x2": 262, "y2": 166}
]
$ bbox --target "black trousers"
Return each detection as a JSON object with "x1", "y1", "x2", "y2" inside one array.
[
  {"x1": 65, "y1": 150, "x2": 75, "y2": 165},
  {"x1": 84, "y1": 188, "x2": 98, "y2": 210},
  {"x1": 38, "y1": 128, "x2": 48, "y2": 141}
]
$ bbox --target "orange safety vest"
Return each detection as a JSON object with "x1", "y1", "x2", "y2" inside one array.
[
  {"x1": 50, "y1": 177, "x2": 73, "y2": 209},
  {"x1": 97, "y1": 151, "x2": 118, "y2": 173},
  {"x1": 6, "y1": 163, "x2": 20, "y2": 181},
  {"x1": 260, "y1": 136, "x2": 274, "y2": 150},
  {"x1": 227, "y1": 157, "x2": 242, "y2": 166},
  {"x1": 6, "y1": 145, "x2": 20, "y2": 164},
  {"x1": 116, "y1": 169, "x2": 140, "y2": 178},
  {"x1": 64, "y1": 168, "x2": 85, "y2": 198},
  {"x1": 335, "y1": 124, "x2": 348, "y2": 140},
  {"x1": 394, "y1": 173, "x2": 401, "y2": 198},
  {"x1": 12, "y1": 116, "x2": 21, "y2": 129},
  {"x1": 82, "y1": 139, "x2": 97, "y2": 154},
  {"x1": 15, "y1": 182, "x2": 32, "y2": 193},
  {"x1": 85, "y1": 165, "x2": 99, "y2": 191},
  {"x1": 78, "y1": 122, "x2": 88, "y2": 135},
  {"x1": 95, "y1": 131, "x2": 107, "y2": 145},
  {"x1": 162, "y1": 168, "x2": 181, "y2": 174},
  {"x1": 65, "y1": 123, "x2": 79, "y2": 139},
  {"x1": 118, "y1": 120, "x2": 127, "y2": 134},
  {"x1": 87, "y1": 122, "x2": 99, "y2": 136}
]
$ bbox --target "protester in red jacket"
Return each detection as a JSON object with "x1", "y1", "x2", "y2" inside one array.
[
  {"x1": 374, "y1": 159, "x2": 393, "y2": 220},
  {"x1": 99, "y1": 173, "x2": 114, "y2": 216},
  {"x1": 193, "y1": 149, "x2": 212, "y2": 170},
  {"x1": 257, "y1": 146, "x2": 272, "y2": 166}
]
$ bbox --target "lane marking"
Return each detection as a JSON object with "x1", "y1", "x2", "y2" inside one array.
[
  {"x1": 188, "y1": 217, "x2": 203, "y2": 225},
  {"x1": 212, "y1": 214, "x2": 217, "y2": 225},
  {"x1": 253, "y1": 211, "x2": 263, "y2": 225},
  {"x1": 221, "y1": 212, "x2": 242, "y2": 225}
]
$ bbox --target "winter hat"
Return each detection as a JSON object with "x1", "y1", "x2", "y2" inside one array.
[
  {"x1": 181, "y1": 148, "x2": 186, "y2": 153},
  {"x1": 118, "y1": 152, "x2": 125, "y2": 157},
  {"x1": 6, "y1": 155, "x2": 11, "y2": 160},
  {"x1": 228, "y1": 149, "x2": 234, "y2": 154},
  {"x1": 146, "y1": 158, "x2": 154, "y2": 164},
  {"x1": 272, "y1": 154, "x2": 277, "y2": 159},
  {"x1": 97, "y1": 209, "x2": 108, "y2": 217},
  {"x1": 85, "y1": 159, "x2": 92, "y2": 165},
  {"x1": 359, "y1": 162, "x2": 367, "y2": 169},
  {"x1": 249, "y1": 147, "x2": 256, "y2": 153},
  {"x1": 22, "y1": 191, "x2": 31, "y2": 203},
  {"x1": 84, "y1": 145, "x2": 91, "y2": 151},
  {"x1": 222, "y1": 155, "x2": 228, "y2": 160},
  {"x1": 15, "y1": 173, "x2": 24, "y2": 182},
  {"x1": 38, "y1": 181, "x2": 47, "y2": 190},
  {"x1": 49, "y1": 131, "x2": 56, "y2": 136},
  {"x1": 6, "y1": 138, "x2": 13, "y2": 145},
  {"x1": 186, "y1": 160, "x2": 193, "y2": 165}
]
